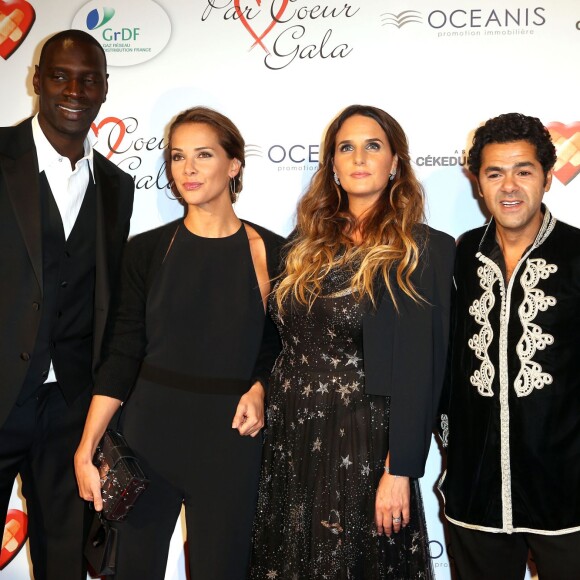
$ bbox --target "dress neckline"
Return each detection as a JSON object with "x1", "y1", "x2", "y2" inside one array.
[{"x1": 180, "y1": 220, "x2": 245, "y2": 241}]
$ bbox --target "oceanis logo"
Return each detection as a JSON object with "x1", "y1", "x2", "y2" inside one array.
[
  {"x1": 381, "y1": 10, "x2": 422, "y2": 28},
  {"x1": 382, "y1": 5, "x2": 547, "y2": 38},
  {"x1": 86, "y1": 7, "x2": 115, "y2": 30},
  {"x1": 201, "y1": 0, "x2": 360, "y2": 70}
]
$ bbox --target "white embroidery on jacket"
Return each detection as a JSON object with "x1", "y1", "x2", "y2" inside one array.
[
  {"x1": 468, "y1": 257, "x2": 499, "y2": 397},
  {"x1": 514, "y1": 259, "x2": 557, "y2": 397},
  {"x1": 440, "y1": 414, "x2": 449, "y2": 448}
]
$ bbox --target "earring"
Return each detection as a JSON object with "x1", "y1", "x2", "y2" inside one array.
[
  {"x1": 389, "y1": 172, "x2": 395, "y2": 182},
  {"x1": 333, "y1": 172, "x2": 340, "y2": 185},
  {"x1": 229, "y1": 176, "x2": 238, "y2": 202},
  {"x1": 166, "y1": 180, "x2": 183, "y2": 201}
]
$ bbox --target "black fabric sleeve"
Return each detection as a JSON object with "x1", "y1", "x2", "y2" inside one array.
[
  {"x1": 366, "y1": 228, "x2": 455, "y2": 478},
  {"x1": 249, "y1": 312, "x2": 281, "y2": 392},
  {"x1": 436, "y1": 274, "x2": 457, "y2": 450},
  {"x1": 390, "y1": 229, "x2": 455, "y2": 477},
  {"x1": 93, "y1": 232, "x2": 153, "y2": 401},
  {"x1": 247, "y1": 222, "x2": 286, "y2": 392}
]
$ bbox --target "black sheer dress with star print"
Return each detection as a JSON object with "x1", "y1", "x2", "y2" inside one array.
[{"x1": 250, "y1": 264, "x2": 434, "y2": 579}]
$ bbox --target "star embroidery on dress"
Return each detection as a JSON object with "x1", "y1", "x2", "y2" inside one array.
[
  {"x1": 301, "y1": 354, "x2": 308, "y2": 364},
  {"x1": 292, "y1": 335, "x2": 300, "y2": 344},
  {"x1": 317, "y1": 381, "x2": 329, "y2": 394},
  {"x1": 349, "y1": 381, "x2": 360, "y2": 392},
  {"x1": 283, "y1": 379, "x2": 291, "y2": 392},
  {"x1": 361, "y1": 463, "x2": 370, "y2": 476},
  {"x1": 312, "y1": 437, "x2": 322, "y2": 452},
  {"x1": 340, "y1": 455, "x2": 353, "y2": 469},
  {"x1": 330, "y1": 357, "x2": 341, "y2": 368},
  {"x1": 357, "y1": 369, "x2": 365, "y2": 378},
  {"x1": 302, "y1": 384, "x2": 313, "y2": 396},
  {"x1": 266, "y1": 571, "x2": 278, "y2": 579},
  {"x1": 340, "y1": 428, "x2": 345, "y2": 437},
  {"x1": 327, "y1": 328, "x2": 337, "y2": 339},
  {"x1": 345, "y1": 350, "x2": 362, "y2": 367},
  {"x1": 336, "y1": 384, "x2": 350, "y2": 400},
  {"x1": 321, "y1": 353, "x2": 329, "y2": 361}
]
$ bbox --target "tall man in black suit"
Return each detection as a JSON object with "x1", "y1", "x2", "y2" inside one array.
[{"x1": 0, "y1": 30, "x2": 134, "y2": 579}]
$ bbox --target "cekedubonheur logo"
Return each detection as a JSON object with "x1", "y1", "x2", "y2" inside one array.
[{"x1": 72, "y1": 0, "x2": 171, "y2": 66}]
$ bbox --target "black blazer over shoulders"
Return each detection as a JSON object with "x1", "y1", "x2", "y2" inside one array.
[
  {"x1": 363, "y1": 226, "x2": 455, "y2": 478},
  {"x1": 0, "y1": 118, "x2": 134, "y2": 427}
]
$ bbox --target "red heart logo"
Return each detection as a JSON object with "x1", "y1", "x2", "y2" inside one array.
[
  {"x1": 0, "y1": 0, "x2": 35, "y2": 60},
  {"x1": 547, "y1": 122, "x2": 580, "y2": 185},
  {"x1": 234, "y1": 0, "x2": 289, "y2": 53},
  {"x1": 1, "y1": 509, "x2": 28, "y2": 570},
  {"x1": 91, "y1": 117, "x2": 127, "y2": 160}
]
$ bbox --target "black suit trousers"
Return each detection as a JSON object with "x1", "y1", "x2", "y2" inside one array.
[
  {"x1": 0, "y1": 383, "x2": 91, "y2": 580},
  {"x1": 448, "y1": 522, "x2": 580, "y2": 580}
]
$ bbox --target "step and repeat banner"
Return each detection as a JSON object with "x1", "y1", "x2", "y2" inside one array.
[{"x1": 1, "y1": 0, "x2": 579, "y2": 577}]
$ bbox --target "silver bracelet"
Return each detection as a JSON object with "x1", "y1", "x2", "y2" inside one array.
[{"x1": 384, "y1": 465, "x2": 399, "y2": 478}]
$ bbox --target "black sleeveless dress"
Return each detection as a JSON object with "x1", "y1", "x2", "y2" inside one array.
[
  {"x1": 250, "y1": 263, "x2": 434, "y2": 579},
  {"x1": 114, "y1": 223, "x2": 266, "y2": 579}
]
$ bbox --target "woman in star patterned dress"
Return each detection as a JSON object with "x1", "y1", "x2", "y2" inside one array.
[{"x1": 250, "y1": 105, "x2": 455, "y2": 579}]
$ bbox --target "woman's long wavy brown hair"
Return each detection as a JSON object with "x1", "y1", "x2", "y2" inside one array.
[{"x1": 276, "y1": 104, "x2": 426, "y2": 312}]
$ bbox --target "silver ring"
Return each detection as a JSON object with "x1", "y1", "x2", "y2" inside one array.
[{"x1": 392, "y1": 516, "x2": 402, "y2": 524}]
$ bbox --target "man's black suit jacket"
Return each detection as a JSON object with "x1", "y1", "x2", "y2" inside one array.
[{"x1": 0, "y1": 117, "x2": 134, "y2": 428}]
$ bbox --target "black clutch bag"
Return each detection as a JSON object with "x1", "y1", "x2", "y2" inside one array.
[{"x1": 92, "y1": 429, "x2": 149, "y2": 522}]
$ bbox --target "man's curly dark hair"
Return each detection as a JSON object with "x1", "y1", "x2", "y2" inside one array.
[{"x1": 467, "y1": 113, "x2": 557, "y2": 179}]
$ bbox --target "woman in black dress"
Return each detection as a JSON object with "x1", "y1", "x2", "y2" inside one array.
[
  {"x1": 74, "y1": 107, "x2": 283, "y2": 579},
  {"x1": 250, "y1": 105, "x2": 455, "y2": 579}
]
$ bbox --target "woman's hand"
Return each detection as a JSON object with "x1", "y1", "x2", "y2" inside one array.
[
  {"x1": 73, "y1": 395, "x2": 123, "y2": 511},
  {"x1": 232, "y1": 381, "x2": 265, "y2": 437},
  {"x1": 375, "y1": 471, "x2": 410, "y2": 537},
  {"x1": 74, "y1": 449, "x2": 104, "y2": 511}
]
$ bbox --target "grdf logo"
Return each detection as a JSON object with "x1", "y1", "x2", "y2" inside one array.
[{"x1": 86, "y1": 7, "x2": 115, "y2": 30}]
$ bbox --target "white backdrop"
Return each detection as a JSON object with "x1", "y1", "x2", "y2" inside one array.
[{"x1": 2, "y1": 0, "x2": 579, "y2": 577}]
